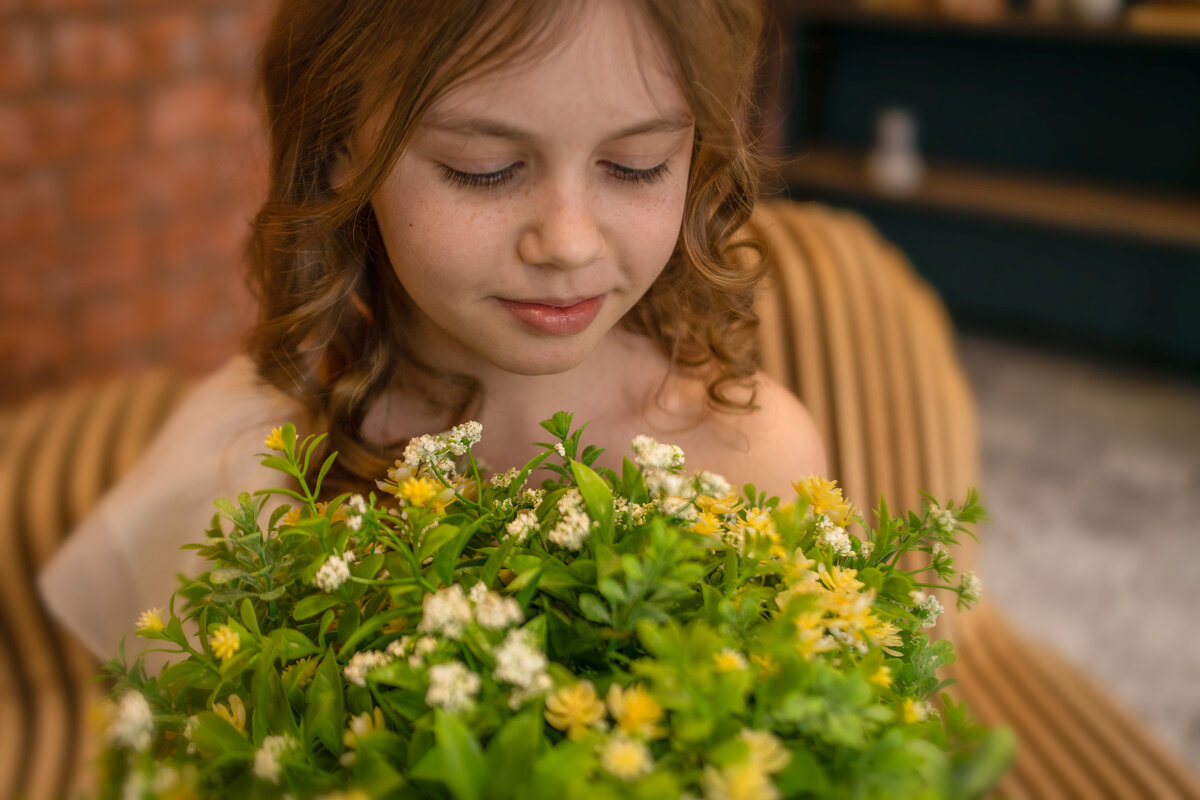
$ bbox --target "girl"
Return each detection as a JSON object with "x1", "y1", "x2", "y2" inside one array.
[{"x1": 41, "y1": 0, "x2": 825, "y2": 660}]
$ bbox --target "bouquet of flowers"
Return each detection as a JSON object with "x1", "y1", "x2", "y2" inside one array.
[{"x1": 95, "y1": 413, "x2": 1013, "y2": 799}]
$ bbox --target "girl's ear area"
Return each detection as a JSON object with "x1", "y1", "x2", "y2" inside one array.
[{"x1": 329, "y1": 145, "x2": 353, "y2": 193}]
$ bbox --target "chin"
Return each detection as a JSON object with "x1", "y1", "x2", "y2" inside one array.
[{"x1": 485, "y1": 341, "x2": 595, "y2": 377}]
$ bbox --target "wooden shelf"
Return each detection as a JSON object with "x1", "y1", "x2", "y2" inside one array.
[
  {"x1": 780, "y1": 144, "x2": 1200, "y2": 249},
  {"x1": 788, "y1": 0, "x2": 1200, "y2": 46}
]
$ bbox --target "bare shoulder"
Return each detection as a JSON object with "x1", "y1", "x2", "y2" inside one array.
[
  {"x1": 730, "y1": 372, "x2": 827, "y2": 497},
  {"x1": 668, "y1": 372, "x2": 827, "y2": 501}
]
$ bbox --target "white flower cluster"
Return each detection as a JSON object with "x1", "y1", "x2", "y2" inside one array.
[
  {"x1": 554, "y1": 442, "x2": 567, "y2": 459},
  {"x1": 505, "y1": 509, "x2": 540, "y2": 543},
  {"x1": 930, "y1": 542, "x2": 954, "y2": 578},
  {"x1": 426, "y1": 661, "x2": 481, "y2": 713},
  {"x1": 468, "y1": 581, "x2": 523, "y2": 630},
  {"x1": 816, "y1": 515, "x2": 853, "y2": 557},
  {"x1": 910, "y1": 590, "x2": 945, "y2": 629},
  {"x1": 387, "y1": 635, "x2": 438, "y2": 668},
  {"x1": 346, "y1": 493, "x2": 368, "y2": 532},
  {"x1": 403, "y1": 421, "x2": 482, "y2": 476},
  {"x1": 314, "y1": 551, "x2": 354, "y2": 592},
  {"x1": 253, "y1": 734, "x2": 297, "y2": 784},
  {"x1": 548, "y1": 488, "x2": 592, "y2": 550},
  {"x1": 496, "y1": 487, "x2": 544, "y2": 517},
  {"x1": 658, "y1": 494, "x2": 698, "y2": 523},
  {"x1": 929, "y1": 503, "x2": 957, "y2": 536},
  {"x1": 490, "y1": 467, "x2": 522, "y2": 490},
  {"x1": 959, "y1": 571, "x2": 983, "y2": 606},
  {"x1": 631, "y1": 434, "x2": 685, "y2": 471},
  {"x1": 493, "y1": 628, "x2": 553, "y2": 709},
  {"x1": 419, "y1": 584, "x2": 473, "y2": 639},
  {"x1": 343, "y1": 650, "x2": 392, "y2": 687},
  {"x1": 613, "y1": 497, "x2": 651, "y2": 528},
  {"x1": 696, "y1": 470, "x2": 732, "y2": 498},
  {"x1": 109, "y1": 691, "x2": 154, "y2": 752}
]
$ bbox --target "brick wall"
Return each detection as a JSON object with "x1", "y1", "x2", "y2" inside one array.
[{"x1": 1, "y1": 0, "x2": 277, "y2": 406}]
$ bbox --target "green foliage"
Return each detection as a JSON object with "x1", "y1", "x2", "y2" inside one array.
[{"x1": 96, "y1": 419, "x2": 1011, "y2": 799}]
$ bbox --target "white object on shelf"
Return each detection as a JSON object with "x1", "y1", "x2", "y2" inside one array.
[
  {"x1": 1070, "y1": 0, "x2": 1124, "y2": 25},
  {"x1": 866, "y1": 107, "x2": 925, "y2": 197}
]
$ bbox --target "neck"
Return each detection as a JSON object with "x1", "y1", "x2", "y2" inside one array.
[{"x1": 363, "y1": 327, "x2": 674, "y2": 470}]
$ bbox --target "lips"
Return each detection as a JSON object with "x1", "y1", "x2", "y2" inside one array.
[{"x1": 497, "y1": 295, "x2": 605, "y2": 336}]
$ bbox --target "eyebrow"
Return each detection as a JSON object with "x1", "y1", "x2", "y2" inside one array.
[{"x1": 421, "y1": 114, "x2": 694, "y2": 142}]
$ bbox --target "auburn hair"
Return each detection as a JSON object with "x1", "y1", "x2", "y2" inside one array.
[{"x1": 245, "y1": 0, "x2": 767, "y2": 493}]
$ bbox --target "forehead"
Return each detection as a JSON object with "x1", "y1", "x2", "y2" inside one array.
[{"x1": 422, "y1": 0, "x2": 689, "y2": 137}]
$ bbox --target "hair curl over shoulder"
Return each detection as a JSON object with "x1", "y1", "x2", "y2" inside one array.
[{"x1": 244, "y1": 0, "x2": 766, "y2": 494}]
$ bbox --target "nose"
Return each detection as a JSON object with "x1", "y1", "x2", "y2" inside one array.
[{"x1": 516, "y1": 177, "x2": 604, "y2": 271}]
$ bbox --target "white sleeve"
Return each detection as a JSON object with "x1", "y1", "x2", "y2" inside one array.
[{"x1": 37, "y1": 355, "x2": 302, "y2": 660}]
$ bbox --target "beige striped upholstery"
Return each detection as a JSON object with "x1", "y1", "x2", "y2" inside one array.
[
  {"x1": 0, "y1": 371, "x2": 183, "y2": 800},
  {"x1": 2, "y1": 200, "x2": 1196, "y2": 798}
]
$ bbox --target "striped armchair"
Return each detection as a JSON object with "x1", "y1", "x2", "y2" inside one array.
[{"x1": 2, "y1": 199, "x2": 1196, "y2": 798}]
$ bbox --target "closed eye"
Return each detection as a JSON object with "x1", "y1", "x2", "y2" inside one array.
[
  {"x1": 438, "y1": 163, "x2": 522, "y2": 189},
  {"x1": 608, "y1": 161, "x2": 671, "y2": 185}
]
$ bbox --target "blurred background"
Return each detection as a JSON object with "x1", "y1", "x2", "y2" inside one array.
[{"x1": 1, "y1": 0, "x2": 1198, "y2": 777}]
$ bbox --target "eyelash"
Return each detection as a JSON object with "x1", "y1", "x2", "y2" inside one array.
[{"x1": 438, "y1": 161, "x2": 672, "y2": 190}]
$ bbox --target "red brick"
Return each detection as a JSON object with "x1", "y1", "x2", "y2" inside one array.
[
  {"x1": 67, "y1": 155, "x2": 141, "y2": 227},
  {"x1": 11, "y1": 94, "x2": 139, "y2": 165},
  {"x1": 138, "y1": 146, "x2": 217, "y2": 218},
  {"x1": 0, "y1": 101, "x2": 36, "y2": 167},
  {"x1": 49, "y1": 20, "x2": 138, "y2": 86},
  {"x1": 146, "y1": 79, "x2": 231, "y2": 146},
  {"x1": 207, "y1": 6, "x2": 271, "y2": 73},
  {"x1": 0, "y1": 171, "x2": 62, "y2": 245},
  {"x1": 67, "y1": 226, "x2": 150, "y2": 295},
  {"x1": 0, "y1": 24, "x2": 45, "y2": 93},
  {"x1": 136, "y1": 11, "x2": 206, "y2": 78}
]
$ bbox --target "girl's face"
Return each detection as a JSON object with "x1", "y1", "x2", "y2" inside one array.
[{"x1": 362, "y1": 0, "x2": 694, "y2": 378}]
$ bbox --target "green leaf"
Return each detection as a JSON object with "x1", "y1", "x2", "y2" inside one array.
[
  {"x1": 239, "y1": 598, "x2": 261, "y2": 639},
  {"x1": 419, "y1": 523, "x2": 460, "y2": 562},
  {"x1": 434, "y1": 709, "x2": 485, "y2": 800},
  {"x1": 293, "y1": 594, "x2": 342, "y2": 620},
  {"x1": 304, "y1": 650, "x2": 344, "y2": 756},
  {"x1": 577, "y1": 594, "x2": 612, "y2": 625},
  {"x1": 252, "y1": 636, "x2": 295, "y2": 741},
  {"x1": 571, "y1": 460, "x2": 613, "y2": 541},
  {"x1": 191, "y1": 710, "x2": 254, "y2": 758},
  {"x1": 484, "y1": 709, "x2": 544, "y2": 800},
  {"x1": 339, "y1": 607, "x2": 411, "y2": 653},
  {"x1": 273, "y1": 628, "x2": 319, "y2": 662}
]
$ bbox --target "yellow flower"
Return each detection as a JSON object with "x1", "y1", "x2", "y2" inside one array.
[
  {"x1": 750, "y1": 653, "x2": 778, "y2": 679},
  {"x1": 691, "y1": 510, "x2": 723, "y2": 536},
  {"x1": 210, "y1": 624, "x2": 240, "y2": 663},
  {"x1": 902, "y1": 697, "x2": 931, "y2": 724},
  {"x1": 399, "y1": 476, "x2": 439, "y2": 507},
  {"x1": 600, "y1": 735, "x2": 654, "y2": 781},
  {"x1": 607, "y1": 683, "x2": 665, "y2": 739},
  {"x1": 545, "y1": 681, "x2": 607, "y2": 739},
  {"x1": 703, "y1": 763, "x2": 779, "y2": 800},
  {"x1": 136, "y1": 607, "x2": 165, "y2": 633},
  {"x1": 865, "y1": 618, "x2": 903, "y2": 653},
  {"x1": 696, "y1": 494, "x2": 740, "y2": 515},
  {"x1": 792, "y1": 475, "x2": 855, "y2": 528},
  {"x1": 341, "y1": 707, "x2": 386, "y2": 765},
  {"x1": 714, "y1": 648, "x2": 747, "y2": 673},
  {"x1": 281, "y1": 657, "x2": 317, "y2": 690},
  {"x1": 817, "y1": 563, "x2": 863, "y2": 594},
  {"x1": 870, "y1": 664, "x2": 893, "y2": 689},
  {"x1": 213, "y1": 694, "x2": 246, "y2": 732},
  {"x1": 343, "y1": 707, "x2": 386, "y2": 750},
  {"x1": 264, "y1": 426, "x2": 286, "y2": 452},
  {"x1": 741, "y1": 728, "x2": 791, "y2": 774}
]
